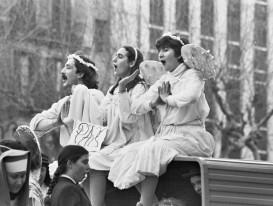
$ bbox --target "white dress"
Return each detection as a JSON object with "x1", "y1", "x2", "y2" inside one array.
[
  {"x1": 30, "y1": 85, "x2": 104, "y2": 146},
  {"x1": 88, "y1": 83, "x2": 154, "y2": 171},
  {"x1": 108, "y1": 63, "x2": 215, "y2": 189}
]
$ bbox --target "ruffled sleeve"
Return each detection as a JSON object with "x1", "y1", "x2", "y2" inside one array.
[
  {"x1": 131, "y1": 74, "x2": 167, "y2": 115},
  {"x1": 166, "y1": 70, "x2": 204, "y2": 108},
  {"x1": 118, "y1": 83, "x2": 148, "y2": 123},
  {"x1": 29, "y1": 96, "x2": 69, "y2": 138},
  {"x1": 68, "y1": 84, "x2": 104, "y2": 125}
]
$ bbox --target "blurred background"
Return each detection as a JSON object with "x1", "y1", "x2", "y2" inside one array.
[{"x1": 0, "y1": 0, "x2": 272, "y2": 162}]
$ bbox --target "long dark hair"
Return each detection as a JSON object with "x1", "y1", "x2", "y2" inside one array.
[
  {"x1": 156, "y1": 33, "x2": 189, "y2": 63},
  {"x1": 73, "y1": 51, "x2": 99, "y2": 89},
  {"x1": 110, "y1": 46, "x2": 144, "y2": 94},
  {"x1": 44, "y1": 145, "x2": 88, "y2": 206}
]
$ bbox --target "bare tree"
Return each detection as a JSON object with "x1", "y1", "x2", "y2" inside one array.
[
  {"x1": 0, "y1": 0, "x2": 91, "y2": 123},
  {"x1": 207, "y1": 1, "x2": 273, "y2": 160}
]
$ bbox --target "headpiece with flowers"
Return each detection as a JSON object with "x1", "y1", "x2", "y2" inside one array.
[
  {"x1": 162, "y1": 32, "x2": 185, "y2": 46},
  {"x1": 68, "y1": 54, "x2": 99, "y2": 72}
]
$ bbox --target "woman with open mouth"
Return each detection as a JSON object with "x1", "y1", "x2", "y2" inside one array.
[
  {"x1": 88, "y1": 46, "x2": 154, "y2": 206},
  {"x1": 108, "y1": 33, "x2": 217, "y2": 206}
]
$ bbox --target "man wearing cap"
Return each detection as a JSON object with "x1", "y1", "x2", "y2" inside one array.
[
  {"x1": 186, "y1": 167, "x2": 201, "y2": 196},
  {"x1": 0, "y1": 149, "x2": 30, "y2": 206}
]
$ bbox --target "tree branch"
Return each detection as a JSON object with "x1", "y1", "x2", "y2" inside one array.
[
  {"x1": 210, "y1": 80, "x2": 235, "y2": 122},
  {"x1": 256, "y1": 108, "x2": 273, "y2": 129}
]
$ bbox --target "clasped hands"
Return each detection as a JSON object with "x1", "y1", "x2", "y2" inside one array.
[
  {"x1": 118, "y1": 69, "x2": 172, "y2": 109},
  {"x1": 150, "y1": 81, "x2": 172, "y2": 109},
  {"x1": 57, "y1": 98, "x2": 74, "y2": 128}
]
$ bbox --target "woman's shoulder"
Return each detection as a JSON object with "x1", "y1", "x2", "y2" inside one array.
[
  {"x1": 72, "y1": 84, "x2": 88, "y2": 95},
  {"x1": 129, "y1": 81, "x2": 148, "y2": 94},
  {"x1": 55, "y1": 179, "x2": 79, "y2": 192},
  {"x1": 133, "y1": 81, "x2": 147, "y2": 89},
  {"x1": 89, "y1": 88, "x2": 105, "y2": 97}
]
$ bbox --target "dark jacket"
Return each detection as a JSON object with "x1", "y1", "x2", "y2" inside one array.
[{"x1": 51, "y1": 177, "x2": 91, "y2": 206}]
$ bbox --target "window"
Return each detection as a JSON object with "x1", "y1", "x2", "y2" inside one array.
[
  {"x1": 46, "y1": 58, "x2": 63, "y2": 92},
  {"x1": 175, "y1": 0, "x2": 189, "y2": 32},
  {"x1": 9, "y1": 0, "x2": 36, "y2": 39},
  {"x1": 29, "y1": 57, "x2": 63, "y2": 109},
  {"x1": 227, "y1": 44, "x2": 241, "y2": 67},
  {"x1": 201, "y1": 39, "x2": 214, "y2": 55},
  {"x1": 94, "y1": 19, "x2": 110, "y2": 53},
  {"x1": 254, "y1": 1, "x2": 267, "y2": 123},
  {"x1": 150, "y1": 0, "x2": 164, "y2": 26},
  {"x1": 254, "y1": 50, "x2": 267, "y2": 123},
  {"x1": 14, "y1": 51, "x2": 38, "y2": 95},
  {"x1": 226, "y1": 79, "x2": 241, "y2": 119},
  {"x1": 227, "y1": 0, "x2": 240, "y2": 41},
  {"x1": 51, "y1": 0, "x2": 71, "y2": 41},
  {"x1": 226, "y1": 0, "x2": 241, "y2": 113},
  {"x1": 52, "y1": 0, "x2": 61, "y2": 39},
  {"x1": 201, "y1": 0, "x2": 214, "y2": 37},
  {"x1": 254, "y1": 3, "x2": 267, "y2": 47},
  {"x1": 149, "y1": 27, "x2": 163, "y2": 51},
  {"x1": 254, "y1": 84, "x2": 267, "y2": 123},
  {"x1": 149, "y1": 0, "x2": 164, "y2": 60},
  {"x1": 201, "y1": 0, "x2": 214, "y2": 54}
]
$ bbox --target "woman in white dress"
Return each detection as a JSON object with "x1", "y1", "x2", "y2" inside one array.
[
  {"x1": 88, "y1": 46, "x2": 154, "y2": 206},
  {"x1": 108, "y1": 33, "x2": 216, "y2": 206}
]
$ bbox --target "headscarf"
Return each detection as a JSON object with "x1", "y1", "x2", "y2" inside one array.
[
  {"x1": 13, "y1": 126, "x2": 44, "y2": 206},
  {"x1": 0, "y1": 149, "x2": 30, "y2": 206}
]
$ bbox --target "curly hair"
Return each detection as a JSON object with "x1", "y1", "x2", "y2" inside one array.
[{"x1": 72, "y1": 50, "x2": 99, "y2": 89}]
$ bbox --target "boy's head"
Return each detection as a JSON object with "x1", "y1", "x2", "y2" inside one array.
[
  {"x1": 190, "y1": 174, "x2": 201, "y2": 196},
  {"x1": 183, "y1": 164, "x2": 201, "y2": 196}
]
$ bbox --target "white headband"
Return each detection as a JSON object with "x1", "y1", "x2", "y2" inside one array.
[
  {"x1": 5, "y1": 159, "x2": 28, "y2": 173},
  {"x1": 68, "y1": 54, "x2": 99, "y2": 72},
  {"x1": 162, "y1": 32, "x2": 185, "y2": 46},
  {"x1": 129, "y1": 47, "x2": 138, "y2": 67},
  {"x1": 134, "y1": 48, "x2": 138, "y2": 63}
]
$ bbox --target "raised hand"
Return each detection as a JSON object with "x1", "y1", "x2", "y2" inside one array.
[{"x1": 119, "y1": 69, "x2": 140, "y2": 92}]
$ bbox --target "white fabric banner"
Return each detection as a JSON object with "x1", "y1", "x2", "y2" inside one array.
[{"x1": 68, "y1": 120, "x2": 108, "y2": 152}]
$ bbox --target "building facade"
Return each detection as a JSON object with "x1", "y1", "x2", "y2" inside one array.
[{"x1": 1, "y1": 0, "x2": 273, "y2": 160}]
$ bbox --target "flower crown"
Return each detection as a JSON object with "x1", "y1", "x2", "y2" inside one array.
[
  {"x1": 162, "y1": 32, "x2": 185, "y2": 46},
  {"x1": 68, "y1": 54, "x2": 98, "y2": 71}
]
